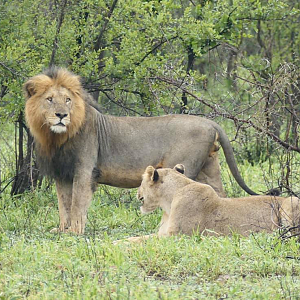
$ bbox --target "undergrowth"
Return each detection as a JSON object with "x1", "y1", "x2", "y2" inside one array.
[
  {"x1": 1, "y1": 182, "x2": 300, "y2": 299},
  {"x1": 1, "y1": 122, "x2": 300, "y2": 299}
]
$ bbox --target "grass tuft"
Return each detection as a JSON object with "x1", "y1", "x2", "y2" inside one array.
[{"x1": 1, "y1": 182, "x2": 300, "y2": 299}]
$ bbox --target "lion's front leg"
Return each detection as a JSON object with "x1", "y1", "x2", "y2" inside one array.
[
  {"x1": 51, "y1": 180, "x2": 73, "y2": 233},
  {"x1": 69, "y1": 172, "x2": 94, "y2": 234}
]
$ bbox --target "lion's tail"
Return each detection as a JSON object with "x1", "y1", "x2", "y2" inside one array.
[{"x1": 214, "y1": 124, "x2": 258, "y2": 195}]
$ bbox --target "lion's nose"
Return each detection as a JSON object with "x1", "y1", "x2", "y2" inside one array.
[{"x1": 55, "y1": 113, "x2": 68, "y2": 120}]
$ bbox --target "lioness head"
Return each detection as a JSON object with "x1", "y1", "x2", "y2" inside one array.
[
  {"x1": 138, "y1": 164, "x2": 185, "y2": 214},
  {"x1": 24, "y1": 67, "x2": 86, "y2": 155}
]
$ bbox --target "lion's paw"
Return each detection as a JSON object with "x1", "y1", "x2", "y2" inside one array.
[
  {"x1": 113, "y1": 235, "x2": 154, "y2": 245},
  {"x1": 49, "y1": 226, "x2": 72, "y2": 234},
  {"x1": 50, "y1": 227, "x2": 61, "y2": 234}
]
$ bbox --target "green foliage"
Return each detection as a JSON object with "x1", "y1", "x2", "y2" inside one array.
[
  {"x1": 1, "y1": 0, "x2": 298, "y2": 116},
  {"x1": 1, "y1": 0, "x2": 299, "y2": 168}
]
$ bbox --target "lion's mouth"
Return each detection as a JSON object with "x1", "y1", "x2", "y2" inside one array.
[
  {"x1": 140, "y1": 205, "x2": 156, "y2": 215},
  {"x1": 50, "y1": 122, "x2": 67, "y2": 133},
  {"x1": 138, "y1": 196, "x2": 144, "y2": 205}
]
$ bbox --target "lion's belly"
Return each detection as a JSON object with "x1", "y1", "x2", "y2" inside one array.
[
  {"x1": 97, "y1": 167, "x2": 146, "y2": 188},
  {"x1": 97, "y1": 153, "x2": 170, "y2": 188}
]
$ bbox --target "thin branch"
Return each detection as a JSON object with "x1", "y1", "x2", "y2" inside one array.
[
  {"x1": 137, "y1": 35, "x2": 178, "y2": 66},
  {"x1": 94, "y1": 0, "x2": 118, "y2": 51},
  {"x1": 0, "y1": 177, "x2": 15, "y2": 194},
  {"x1": 0, "y1": 62, "x2": 23, "y2": 78},
  {"x1": 235, "y1": 74, "x2": 268, "y2": 88},
  {"x1": 49, "y1": 0, "x2": 68, "y2": 67},
  {"x1": 101, "y1": 90, "x2": 142, "y2": 116},
  {"x1": 153, "y1": 75, "x2": 300, "y2": 153}
]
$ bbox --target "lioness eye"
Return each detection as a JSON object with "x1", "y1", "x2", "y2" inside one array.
[
  {"x1": 66, "y1": 98, "x2": 71, "y2": 103},
  {"x1": 47, "y1": 97, "x2": 53, "y2": 102}
]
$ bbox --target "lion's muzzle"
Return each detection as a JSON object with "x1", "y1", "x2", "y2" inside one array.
[
  {"x1": 139, "y1": 196, "x2": 144, "y2": 205},
  {"x1": 49, "y1": 112, "x2": 70, "y2": 134}
]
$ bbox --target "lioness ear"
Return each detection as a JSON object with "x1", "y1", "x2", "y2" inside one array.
[
  {"x1": 152, "y1": 169, "x2": 159, "y2": 182},
  {"x1": 174, "y1": 164, "x2": 185, "y2": 174},
  {"x1": 144, "y1": 166, "x2": 159, "y2": 182},
  {"x1": 145, "y1": 166, "x2": 155, "y2": 177}
]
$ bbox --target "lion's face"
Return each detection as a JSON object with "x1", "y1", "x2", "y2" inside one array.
[
  {"x1": 24, "y1": 68, "x2": 86, "y2": 156},
  {"x1": 138, "y1": 164, "x2": 185, "y2": 214},
  {"x1": 138, "y1": 166, "x2": 160, "y2": 214},
  {"x1": 39, "y1": 86, "x2": 74, "y2": 134}
]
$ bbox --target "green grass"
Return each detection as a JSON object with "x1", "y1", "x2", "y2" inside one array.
[
  {"x1": 1, "y1": 184, "x2": 300, "y2": 299},
  {"x1": 1, "y1": 121, "x2": 300, "y2": 299}
]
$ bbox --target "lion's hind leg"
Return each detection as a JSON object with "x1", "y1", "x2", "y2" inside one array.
[{"x1": 195, "y1": 152, "x2": 226, "y2": 197}]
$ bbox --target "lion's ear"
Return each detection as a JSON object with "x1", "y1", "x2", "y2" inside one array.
[
  {"x1": 174, "y1": 164, "x2": 185, "y2": 174},
  {"x1": 152, "y1": 169, "x2": 159, "y2": 182},
  {"x1": 144, "y1": 166, "x2": 159, "y2": 182},
  {"x1": 24, "y1": 79, "x2": 36, "y2": 98},
  {"x1": 23, "y1": 74, "x2": 52, "y2": 99},
  {"x1": 145, "y1": 166, "x2": 155, "y2": 178}
]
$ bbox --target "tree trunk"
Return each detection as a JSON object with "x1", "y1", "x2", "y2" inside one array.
[
  {"x1": 181, "y1": 45, "x2": 195, "y2": 113},
  {"x1": 226, "y1": 49, "x2": 237, "y2": 89},
  {"x1": 10, "y1": 114, "x2": 41, "y2": 195}
]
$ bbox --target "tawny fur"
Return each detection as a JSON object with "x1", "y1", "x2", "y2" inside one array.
[
  {"x1": 24, "y1": 69, "x2": 85, "y2": 156},
  {"x1": 122, "y1": 165, "x2": 300, "y2": 242}
]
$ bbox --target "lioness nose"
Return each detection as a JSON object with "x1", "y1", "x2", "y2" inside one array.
[{"x1": 55, "y1": 113, "x2": 68, "y2": 119}]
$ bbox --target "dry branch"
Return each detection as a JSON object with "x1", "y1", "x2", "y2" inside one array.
[{"x1": 153, "y1": 75, "x2": 300, "y2": 153}]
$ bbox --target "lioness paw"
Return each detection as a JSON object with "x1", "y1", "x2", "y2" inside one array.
[
  {"x1": 113, "y1": 234, "x2": 155, "y2": 245},
  {"x1": 50, "y1": 227, "x2": 60, "y2": 234}
]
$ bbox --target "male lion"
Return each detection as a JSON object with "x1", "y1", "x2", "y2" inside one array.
[{"x1": 24, "y1": 67, "x2": 257, "y2": 234}]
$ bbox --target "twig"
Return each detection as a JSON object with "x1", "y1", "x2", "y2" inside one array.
[
  {"x1": 153, "y1": 75, "x2": 300, "y2": 153},
  {"x1": 49, "y1": 0, "x2": 68, "y2": 67},
  {"x1": 94, "y1": 0, "x2": 119, "y2": 51},
  {"x1": 101, "y1": 90, "x2": 143, "y2": 116}
]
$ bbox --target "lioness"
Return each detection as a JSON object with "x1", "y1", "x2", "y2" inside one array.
[
  {"x1": 24, "y1": 67, "x2": 257, "y2": 234},
  {"x1": 124, "y1": 165, "x2": 300, "y2": 242}
]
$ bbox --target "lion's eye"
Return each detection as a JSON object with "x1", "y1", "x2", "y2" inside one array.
[
  {"x1": 66, "y1": 98, "x2": 71, "y2": 103},
  {"x1": 46, "y1": 97, "x2": 53, "y2": 103}
]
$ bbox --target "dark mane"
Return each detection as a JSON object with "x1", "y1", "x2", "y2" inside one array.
[
  {"x1": 43, "y1": 66, "x2": 63, "y2": 79},
  {"x1": 36, "y1": 142, "x2": 78, "y2": 182},
  {"x1": 82, "y1": 90, "x2": 102, "y2": 113}
]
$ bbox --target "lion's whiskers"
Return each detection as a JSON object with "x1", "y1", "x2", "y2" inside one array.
[{"x1": 40, "y1": 121, "x2": 48, "y2": 129}]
